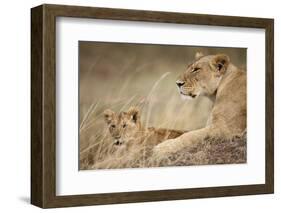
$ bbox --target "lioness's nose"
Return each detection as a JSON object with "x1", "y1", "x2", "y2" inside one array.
[{"x1": 176, "y1": 80, "x2": 185, "y2": 88}]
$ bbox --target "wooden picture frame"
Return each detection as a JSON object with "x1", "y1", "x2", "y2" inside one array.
[{"x1": 31, "y1": 4, "x2": 274, "y2": 208}]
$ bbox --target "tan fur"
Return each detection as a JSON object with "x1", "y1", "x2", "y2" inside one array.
[
  {"x1": 103, "y1": 107, "x2": 185, "y2": 150},
  {"x1": 154, "y1": 53, "x2": 246, "y2": 157}
]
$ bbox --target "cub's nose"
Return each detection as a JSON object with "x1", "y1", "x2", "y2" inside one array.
[{"x1": 176, "y1": 80, "x2": 185, "y2": 88}]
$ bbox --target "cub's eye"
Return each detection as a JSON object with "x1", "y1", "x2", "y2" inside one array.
[
  {"x1": 122, "y1": 124, "x2": 127, "y2": 128},
  {"x1": 191, "y1": 67, "x2": 200, "y2": 73},
  {"x1": 111, "y1": 124, "x2": 116, "y2": 128}
]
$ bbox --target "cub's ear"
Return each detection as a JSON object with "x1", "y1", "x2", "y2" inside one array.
[
  {"x1": 212, "y1": 54, "x2": 230, "y2": 74},
  {"x1": 103, "y1": 109, "x2": 115, "y2": 124},
  {"x1": 195, "y1": 52, "x2": 204, "y2": 60},
  {"x1": 127, "y1": 107, "x2": 140, "y2": 123}
]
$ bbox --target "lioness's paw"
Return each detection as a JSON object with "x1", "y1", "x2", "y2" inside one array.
[{"x1": 152, "y1": 139, "x2": 177, "y2": 159}]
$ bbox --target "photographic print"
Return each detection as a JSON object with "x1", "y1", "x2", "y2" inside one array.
[
  {"x1": 79, "y1": 42, "x2": 247, "y2": 170},
  {"x1": 31, "y1": 5, "x2": 274, "y2": 207}
]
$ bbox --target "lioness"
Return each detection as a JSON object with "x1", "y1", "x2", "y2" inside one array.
[
  {"x1": 153, "y1": 52, "x2": 246, "y2": 157},
  {"x1": 103, "y1": 107, "x2": 185, "y2": 150}
]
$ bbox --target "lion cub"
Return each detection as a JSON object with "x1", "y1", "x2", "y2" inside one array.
[{"x1": 103, "y1": 107, "x2": 185, "y2": 149}]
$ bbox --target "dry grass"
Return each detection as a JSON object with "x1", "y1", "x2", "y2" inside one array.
[
  {"x1": 80, "y1": 131, "x2": 246, "y2": 170},
  {"x1": 79, "y1": 42, "x2": 247, "y2": 170}
]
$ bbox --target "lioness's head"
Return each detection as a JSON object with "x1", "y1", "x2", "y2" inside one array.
[
  {"x1": 103, "y1": 107, "x2": 141, "y2": 146},
  {"x1": 176, "y1": 52, "x2": 230, "y2": 100}
]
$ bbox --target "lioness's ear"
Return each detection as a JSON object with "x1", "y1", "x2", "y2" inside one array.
[
  {"x1": 103, "y1": 109, "x2": 115, "y2": 124},
  {"x1": 128, "y1": 107, "x2": 140, "y2": 123},
  {"x1": 213, "y1": 54, "x2": 230, "y2": 74},
  {"x1": 195, "y1": 52, "x2": 204, "y2": 60}
]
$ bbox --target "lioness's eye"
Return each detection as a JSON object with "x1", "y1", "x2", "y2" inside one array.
[
  {"x1": 123, "y1": 124, "x2": 126, "y2": 128},
  {"x1": 191, "y1": 67, "x2": 200, "y2": 73},
  {"x1": 111, "y1": 124, "x2": 116, "y2": 128}
]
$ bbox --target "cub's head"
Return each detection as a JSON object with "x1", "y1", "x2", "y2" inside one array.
[
  {"x1": 176, "y1": 52, "x2": 230, "y2": 100},
  {"x1": 103, "y1": 107, "x2": 141, "y2": 146}
]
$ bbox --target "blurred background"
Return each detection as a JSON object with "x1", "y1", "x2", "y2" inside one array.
[{"x1": 79, "y1": 41, "x2": 246, "y2": 167}]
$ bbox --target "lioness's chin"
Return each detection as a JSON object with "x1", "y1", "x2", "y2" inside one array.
[{"x1": 180, "y1": 93, "x2": 198, "y2": 101}]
